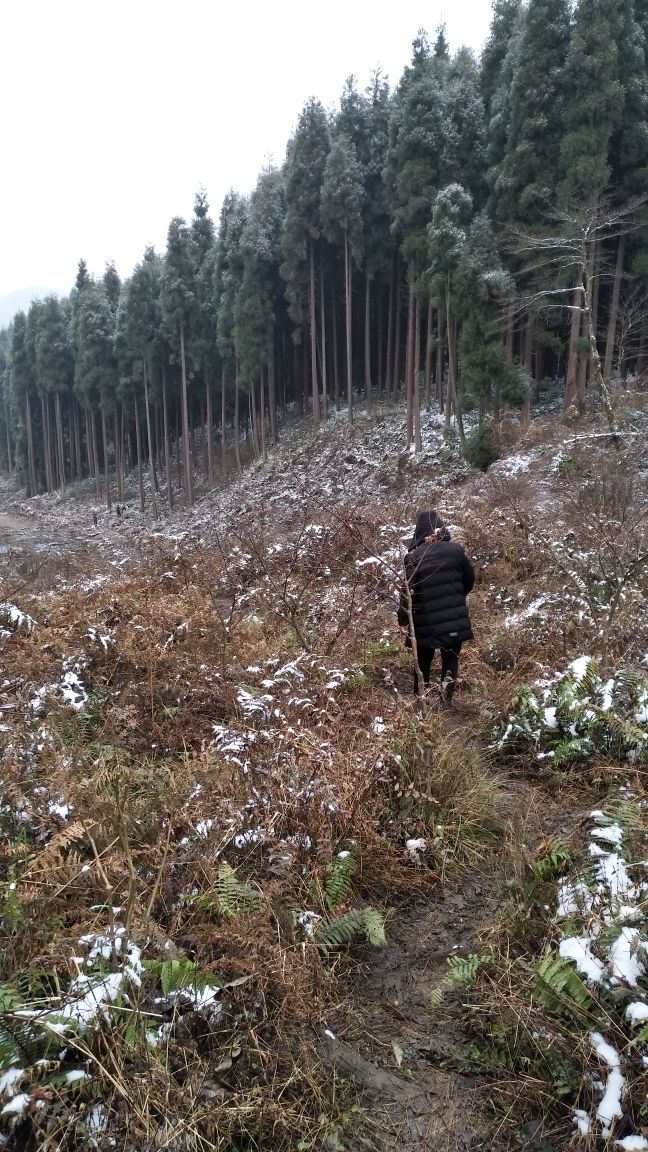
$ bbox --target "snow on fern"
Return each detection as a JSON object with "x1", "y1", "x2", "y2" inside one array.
[
  {"x1": 0, "y1": 603, "x2": 37, "y2": 634},
  {"x1": 497, "y1": 658, "x2": 648, "y2": 764},
  {"x1": 552, "y1": 808, "x2": 648, "y2": 1141}
]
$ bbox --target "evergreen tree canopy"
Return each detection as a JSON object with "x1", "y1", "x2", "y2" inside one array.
[
  {"x1": 559, "y1": 0, "x2": 625, "y2": 205},
  {"x1": 444, "y1": 48, "x2": 488, "y2": 208},
  {"x1": 387, "y1": 34, "x2": 449, "y2": 272},
  {"x1": 215, "y1": 191, "x2": 249, "y2": 365},
  {"x1": 480, "y1": 0, "x2": 523, "y2": 121},
  {"x1": 160, "y1": 217, "x2": 197, "y2": 350},
  {"x1": 75, "y1": 280, "x2": 118, "y2": 411},
  {"x1": 235, "y1": 167, "x2": 285, "y2": 381},
  {"x1": 34, "y1": 296, "x2": 74, "y2": 397},
  {"x1": 494, "y1": 0, "x2": 571, "y2": 222},
  {"x1": 321, "y1": 133, "x2": 365, "y2": 258}
]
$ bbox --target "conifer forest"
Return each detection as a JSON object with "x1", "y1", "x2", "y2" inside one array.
[{"x1": 2, "y1": 0, "x2": 648, "y2": 498}]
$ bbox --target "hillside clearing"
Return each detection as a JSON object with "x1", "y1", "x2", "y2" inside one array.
[{"x1": 1, "y1": 397, "x2": 648, "y2": 1151}]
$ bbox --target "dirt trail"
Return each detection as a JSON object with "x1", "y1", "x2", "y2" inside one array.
[{"x1": 327, "y1": 759, "x2": 563, "y2": 1152}]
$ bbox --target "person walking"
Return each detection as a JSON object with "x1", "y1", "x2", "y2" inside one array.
[{"x1": 397, "y1": 510, "x2": 475, "y2": 704}]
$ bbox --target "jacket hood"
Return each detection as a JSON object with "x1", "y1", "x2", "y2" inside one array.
[{"x1": 409, "y1": 510, "x2": 451, "y2": 548}]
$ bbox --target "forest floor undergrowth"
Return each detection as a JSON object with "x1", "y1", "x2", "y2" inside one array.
[{"x1": 1, "y1": 392, "x2": 648, "y2": 1151}]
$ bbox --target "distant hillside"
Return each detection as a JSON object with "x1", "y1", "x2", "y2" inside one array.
[{"x1": 0, "y1": 286, "x2": 61, "y2": 328}]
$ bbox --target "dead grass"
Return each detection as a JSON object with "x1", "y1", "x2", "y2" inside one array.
[{"x1": 1, "y1": 407, "x2": 647, "y2": 1149}]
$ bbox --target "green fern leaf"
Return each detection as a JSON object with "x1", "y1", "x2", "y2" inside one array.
[
  {"x1": 315, "y1": 906, "x2": 386, "y2": 955},
  {"x1": 533, "y1": 952, "x2": 598, "y2": 1021},
  {"x1": 447, "y1": 953, "x2": 485, "y2": 985},
  {"x1": 361, "y1": 907, "x2": 387, "y2": 948},
  {"x1": 316, "y1": 909, "x2": 365, "y2": 955},
  {"x1": 208, "y1": 862, "x2": 261, "y2": 919},
  {"x1": 322, "y1": 852, "x2": 357, "y2": 911}
]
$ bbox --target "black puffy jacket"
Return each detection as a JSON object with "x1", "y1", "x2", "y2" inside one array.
[{"x1": 397, "y1": 537, "x2": 475, "y2": 649}]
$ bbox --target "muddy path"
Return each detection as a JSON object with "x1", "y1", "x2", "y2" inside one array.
[{"x1": 326, "y1": 765, "x2": 564, "y2": 1152}]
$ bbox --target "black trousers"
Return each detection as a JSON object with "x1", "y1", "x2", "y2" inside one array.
[{"x1": 414, "y1": 643, "x2": 462, "y2": 694}]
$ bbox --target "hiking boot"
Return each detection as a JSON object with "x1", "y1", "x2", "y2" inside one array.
[{"x1": 441, "y1": 675, "x2": 456, "y2": 709}]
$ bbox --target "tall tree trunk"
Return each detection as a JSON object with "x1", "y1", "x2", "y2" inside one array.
[
  {"x1": 413, "y1": 291, "x2": 422, "y2": 453},
  {"x1": 392, "y1": 257, "x2": 402, "y2": 402},
  {"x1": 424, "y1": 299, "x2": 434, "y2": 409},
  {"x1": 405, "y1": 282, "x2": 415, "y2": 447},
  {"x1": 385, "y1": 261, "x2": 395, "y2": 405},
  {"x1": 199, "y1": 395, "x2": 206, "y2": 477},
  {"x1": 309, "y1": 240, "x2": 320, "y2": 425},
  {"x1": 364, "y1": 272, "x2": 372, "y2": 416},
  {"x1": 25, "y1": 392, "x2": 37, "y2": 496},
  {"x1": 282, "y1": 333, "x2": 289, "y2": 421},
  {"x1": 74, "y1": 400, "x2": 82, "y2": 480},
  {"x1": 319, "y1": 261, "x2": 328, "y2": 420},
  {"x1": 591, "y1": 235, "x2": 601, "y2": 338},
  {"x1": 583, "y1": 257, "x2": 616, "y2": 433},
  {"x1": 450, "y1": 316, "x2": 465, "y2": 445},
  {"x1": 564, "y1": 286, "x2": 583, "y2": 410},
  {"x1": 155, "y1": 402, "x2": 162, "y2": 481},
  {"x1": 445, "y1": 279, "x2": 465, "y2": 444},
  {"x1": 268, "y1": 326, "x2": 278, "y2": 444},
  {"x1": 577, "y1": 311, "x2": 588, "y2": 409},
  {"x1": 162, "y1": 365, "x2": 173, "y2": 510},
  {"x1": 331, "y1": 283, "x2": 340, "y2": 411},
  {"x1": 134, "y1": 398, "x2": 145, "y2": 512},
  {"x1": 83, "y1": 409, "x2": 90, "y2": 479},
  {"x1": 521, "y1": 317, "x2": 533, "y2": 427},
  {"x1": 101, "y1": 406, "x2": 111, "y2": 510},
  {"x1": 344, "y1": 230, "x2": 353, "y2": 424},
  {"x1": 437, "y1": 308, "x2": 444, "y2": 414},
  {"x1": 113, "y1": 409, "x2": 122, "y2": 503},
  {"x1": 206, "y1": 379, "x2": 213, "y2": 485},
  {"x1": 143, "y1": 359, "x2": 158, "y2": 500},
  {"x1": 5, "y1": 397, "x2": 13, "y2": 476},
  {"x1": 179, "y1": 321, "x2": 193, "y2": 506},
  {"x1": 637, "y1": 322, "x2": 648, "y2": 380},
  {"x1": 234, "y1": 364, "x2": 242, "y2": 473},
  {"x1": 91, "y1": 411, "x2": 101, "y2": 500},
  {"x1": 41, "y1": 395, "x2": 52, "y2": 493},
  {"x1": 251, "y1": 385, "x2": 258, "y2": 458},
  {"x1": 301, "y1": 340, "x2": 307, "y2": 417},
  {"x1": 260, "y1": 371, "x2": 267, "y2": 463},
  {"x1": 55, "y1": 392, "x2": 65, "y2": 491},
  {"x1": 604, "y1": 234, "x2": 626, "y2": 384},
  {"x1": 377, "y1": 279, "x2": 385, "y2": 400},
  {"x1": 172, "y1": 398, "x2": 179, "y2": 488},
  {"x1": 219, "y1": 364, "x2": 227, "y2": 481}
]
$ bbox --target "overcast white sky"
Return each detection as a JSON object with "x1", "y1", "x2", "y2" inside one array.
[{"x1": 0, "y1": 0, "x2": 493, "y2": 301}]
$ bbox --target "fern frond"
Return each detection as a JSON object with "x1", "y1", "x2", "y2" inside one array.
[
  {"x1": 322, "y1": 851, "x2": 357, "y2": 911},
  {"x1": 447, "y1": 953, "x2": 485, "y2": 984},
  {"x1": 315, "y1": 905, "x2": 386, "y2": 955},
  {"x1": 430, "y1": 953, "x2": 486, "y2": 1007},
  {"x1": 210, "y1": 862, "x2": 261, "y2": 919},
  {"x1": 362, "y1": 906, "x2": 387, "y2": 948},
  {"x1": 315, "y1": 908, "x2": 364, "y2": 954},
  {"x1": 552, "y1": 736, "x2": 590, "y2": 766},
  {"x1": 26, "y1": 821, "x2": 92, "y2": 876},
  {"x1": 142, "y1": 956, "x2": 211, "y2": 997},
  {"x1": 533, "y1": 952, "x2": 599, "y2": 1021}
]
